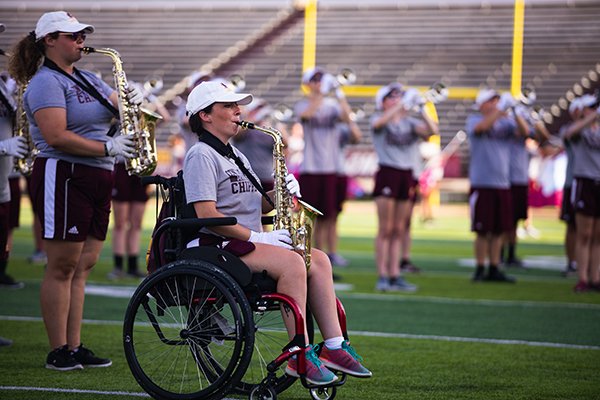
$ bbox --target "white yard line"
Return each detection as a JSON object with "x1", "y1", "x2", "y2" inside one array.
[{"x1": 2, "y1": 315, "x2": 597, "y2": 351}]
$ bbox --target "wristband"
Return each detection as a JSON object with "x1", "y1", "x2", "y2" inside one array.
[{"x1": 103, "y1": 142, "x2": 109, "y2": 156}]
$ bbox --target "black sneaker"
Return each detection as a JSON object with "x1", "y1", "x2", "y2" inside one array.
[
  {"x1": 472, "y1": 266, "x2": 485, "y2": 282},
  {"x1": 72, "y1": 344, "x2": 112, "y2": 368},
  {"x1": 46, "y1": 345, "x2": 83, "y2": 371},
  {"x1": 504, "y1": 258, "x2": 524, "y2": 268},
  {"x1": 0, "y1": 274, "x2": 24, "y2": 289},
  {"x1": 485, "y1": 269, "x2": 516, "y2": 283}
]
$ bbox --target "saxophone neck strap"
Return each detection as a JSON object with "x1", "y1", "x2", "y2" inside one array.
[
  {"x1": 43, "y1": 58, "x2": 119, "y2": 120},
  {"x1": 199, "y1": 130, "x2": 275, "y2": 208}
]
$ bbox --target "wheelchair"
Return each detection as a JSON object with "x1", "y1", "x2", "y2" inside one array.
[{"x1": 123, "y1": 174, "x2": 351, "y2": 400}]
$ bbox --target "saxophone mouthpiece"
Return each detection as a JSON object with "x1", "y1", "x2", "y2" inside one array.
[
  {"x1": 237, "y1": 120, "x2": 255, "y2": 129},
  {"x1": 81, "y1": 46, "x2": 95, "y2": 54}
]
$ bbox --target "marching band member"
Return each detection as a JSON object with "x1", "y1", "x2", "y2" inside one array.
[
  {"x1": 8, "y1": 11, "x2": 138, "y2": 370},
  {"x1": 371, "y1": 83, "x2": 438, "y2": 291},
  {"x1": 294, "y1": 67, "x2": 353, "y2": 268},
  {"x1": 465, "y1": 89, "x2": 528, "y2": 283},
  {"x1": 0, "y1": 28, "x2": 26, "y2": 291},
  {"x1": 183, "y1": 81, "x2": 371, "y2": 385},
  {"x1": 561, "y1": 94, "x2": 600, "y2": 292}
]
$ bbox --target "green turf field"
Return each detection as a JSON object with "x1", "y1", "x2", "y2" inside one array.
[{"x1": 1, "y1": 200, "x2": 599, "y2": 400}]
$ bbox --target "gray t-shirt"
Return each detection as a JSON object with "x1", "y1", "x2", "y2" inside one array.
[
  {"x1": 232, "y1": 128, "x2": 274, "y2": 182},
  {"x1": 0, "y1": 101, "x2": 12, "y2": 203},
  {"x1": 568, "y1": 124, "x2": 600, "y2": 180},
  {"x1": 24, "y1": 66, "x2": 116, "y2": 170},
  {"x1": 466, "y1": 113, "x2": 516, "y2": 189},
  {"x1": 183, "y1": 141, "x2": 263, "y2": 234},
  {"x1": 294, "y1": 97, "x2": 341, "y2": 174},
  {"x1": 509, "y1": 136, "x2": 529, "y2": 185},
  {"x1": 370, "y1": 113, "x2": 421, "y2": 171}
]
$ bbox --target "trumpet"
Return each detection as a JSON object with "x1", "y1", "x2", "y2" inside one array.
[
  {"x1": 227, "y1": 74, "x2": 246, "y2": 92},
  {"x1": 404, "y1": 82, "x2": 448, "y2": 111},
  {"x1": 142, "y1": 76, "x2": 163, "y2": 98},
  {"x1": 336, "y1": 68, "x2": 356, "y2": 86},
  {"x1": 271, "y1": 103, "x2": 294, "y2": 122},
  {"x1": 518, "y1": 85, "x2": 536, "y2": 106}
]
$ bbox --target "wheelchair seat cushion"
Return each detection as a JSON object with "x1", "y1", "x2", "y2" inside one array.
[{"x1": 179, "y1": 246, "x2": 253, "y2": 287}]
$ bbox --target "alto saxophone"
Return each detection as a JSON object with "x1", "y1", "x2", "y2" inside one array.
[
  {"x1": 237, "y1": 120, "x2": 323, "y2": 270},
  {"x1": 1, "y1": 78, "x2": 37, "y2": 176},
  {"x1": 82, "y1": 47, "x2": 162, "y2": 176}
]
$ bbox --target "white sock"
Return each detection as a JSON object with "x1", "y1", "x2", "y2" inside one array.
[{"x1": 324, "y1": 336, "x2": 344, "y2": 350}]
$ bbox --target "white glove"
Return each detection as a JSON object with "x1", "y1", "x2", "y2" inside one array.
[
  {"x1": 320, "y1": 73, "x2": 339, "y2": 95},
  {"x1": 285, "y1": 173, "x2": 301, "y2": 198},
  {"x1": 127, "y1": 83, "x2": 144, "y2": 106},
  {"x1": 497, "y1": 93, "x2": 516, "y2": 112},
  {"x1": 249, "y1": 229, "x2": 293, "y2": 250},
  {"x1": 0, "y1": 136, "x2": 28, "y2": 158},
  {"x1": 402, "y1": 88, "x2": 421, "y2": 110},
  {"x1": 105, "y1": 135, "x2": 135, "y2": 158}
]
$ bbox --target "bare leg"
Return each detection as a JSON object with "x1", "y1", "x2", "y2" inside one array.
[
  {"x1": 306, "y1": 249, "x2": 342, "y2": 340},
  {"x1": 67, "y1": 238, "x2": 104, "y2": 348},
  {"x1": 575, "y1": 214, "x2": 594, "y2": 283},
  {"x1": 111, "y1": 201, "x2": 129, "y2": 257},
  {"x1": 241, "y1": 244, "x2": 308, "y2": 342},
  {"x1": 40, "y1": 240, "x2": 84, "y2": 348}
]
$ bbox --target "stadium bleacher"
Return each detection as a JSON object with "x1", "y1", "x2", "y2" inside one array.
[{"x1": 1, "y1": 0, "x2": 599, "y2": 178}]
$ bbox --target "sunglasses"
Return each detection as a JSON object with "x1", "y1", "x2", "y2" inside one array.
[
  {"x1": 59, "y1": 32, "x2": 87, "y2": 41},
  {"x1": 309, "y1": 73, "x2": 323, "y2": 83}
]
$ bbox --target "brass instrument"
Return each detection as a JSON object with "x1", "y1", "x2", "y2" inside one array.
[
  {"x1": 336, "y1": 68, "x2": 356, "y2": 86},
  {"x1": 82, "y1": 46, "x2": 162, "y2": 176},
  {"x1": 1, "y1": 48, "x2": 36, "y2": 176},
  {"x1": 227, "y1": 74, "x2": 246, "y2": 92},
  {"x1": 404, "y1": 82, "x2": 448, "y2": 111},
  {"x1": 422, "y1": 82, "x2": 448, "y2": 104},
  {"x1": 13, "y1": 83, "x2": 37, "y2": 175},
  {"x1": 237, "y1": 120, "x2": 322, "y2": 270}
]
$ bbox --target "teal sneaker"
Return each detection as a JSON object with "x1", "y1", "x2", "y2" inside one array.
[
  {"x1": 319, "y1": 341, "x2": 372, "y2": 378},
  {"x1": 285, "y1": 345, "x2": 338, "y2": 385}
]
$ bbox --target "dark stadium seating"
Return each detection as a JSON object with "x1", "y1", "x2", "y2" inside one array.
[{"x1": 1, "y1": 1, "x2": 599, "y2": 177}]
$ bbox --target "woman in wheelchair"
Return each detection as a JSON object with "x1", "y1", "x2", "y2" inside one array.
[{"x1": 182, "y1": 81, "x2": 372, "y2": 386}]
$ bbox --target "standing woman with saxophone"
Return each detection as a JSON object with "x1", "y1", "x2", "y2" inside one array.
[
  {"x1": 7, "y1": 11, "x2": 139, "y2": 371},
  {"x1": 183, "y1": 81, "x2": 371, "y2": 386}
]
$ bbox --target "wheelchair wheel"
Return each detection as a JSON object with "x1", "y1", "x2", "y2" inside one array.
[
  {"x1": 235, "y1": 302, "x2": 316, "y2": 396},
  {"x1": 123, "y1": 260, "x2": 254, "y2": 400},
  {"x1": 310, "y1": 385, "x2": 337, "y2": 400}
]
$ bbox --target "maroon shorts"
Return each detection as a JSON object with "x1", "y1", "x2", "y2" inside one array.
[
  {"x1": 510, "y1": 184, "x2": 528, "y2": 223},
  {"x1": 8, "y1": 177, "x2": 21, "y2": 229},
  {"x1": 469, "y1": 187, "x2": 513, "y2": 234},
  {"x1": 560, "y1": 186, "x2": 575, "y2": 225},
  {"x1": 572, "y1": 177, "x2": 600, "y2": 218},
  {"x1": 0, "y1": 202, "x2": 9, "y2": 261},
  {"x1": 336, "y1": 175, "x2": 348, "y2": 214},
  {"x1": 30, "y1": 158, "x2": 114, "y2": 242},
  {"x1": 373, "y1": 166, "x2": 413, "y2": 201},
  {"x1": 196, "y1": 233, "x2": 256, "y2": 257},
  {"x1": 112, "y1": 163, "x2": 149, "y2": 202},
  {"x1": 298, "y1": 173, "x2": 337, "y2": 218}
]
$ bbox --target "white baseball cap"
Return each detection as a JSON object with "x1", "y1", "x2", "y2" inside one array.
[
  {"x1": 302, "y1": 67, "x2": 325, "y2": 84},
  {"x1": 474, "y1": 88, "x2": 499, "y2": 109},
  {"x1": 578, "y1": 94, "x2": 597, "y2": 109},
  {"x1": 186, "y1": 81, "x2": 253, "y2": 116},
  {"x1": 375, "y1": 82, "x2": 404, "y2": 110},
  {"x1": 568, "y1": 98, "x2": 582, "y2": 114},
  {"x1": 35, "y1": 11, "x2": 94, "y2": 41},
  {"x1": 0, "y1": 24, "x2": 5, "y2": 34}
]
